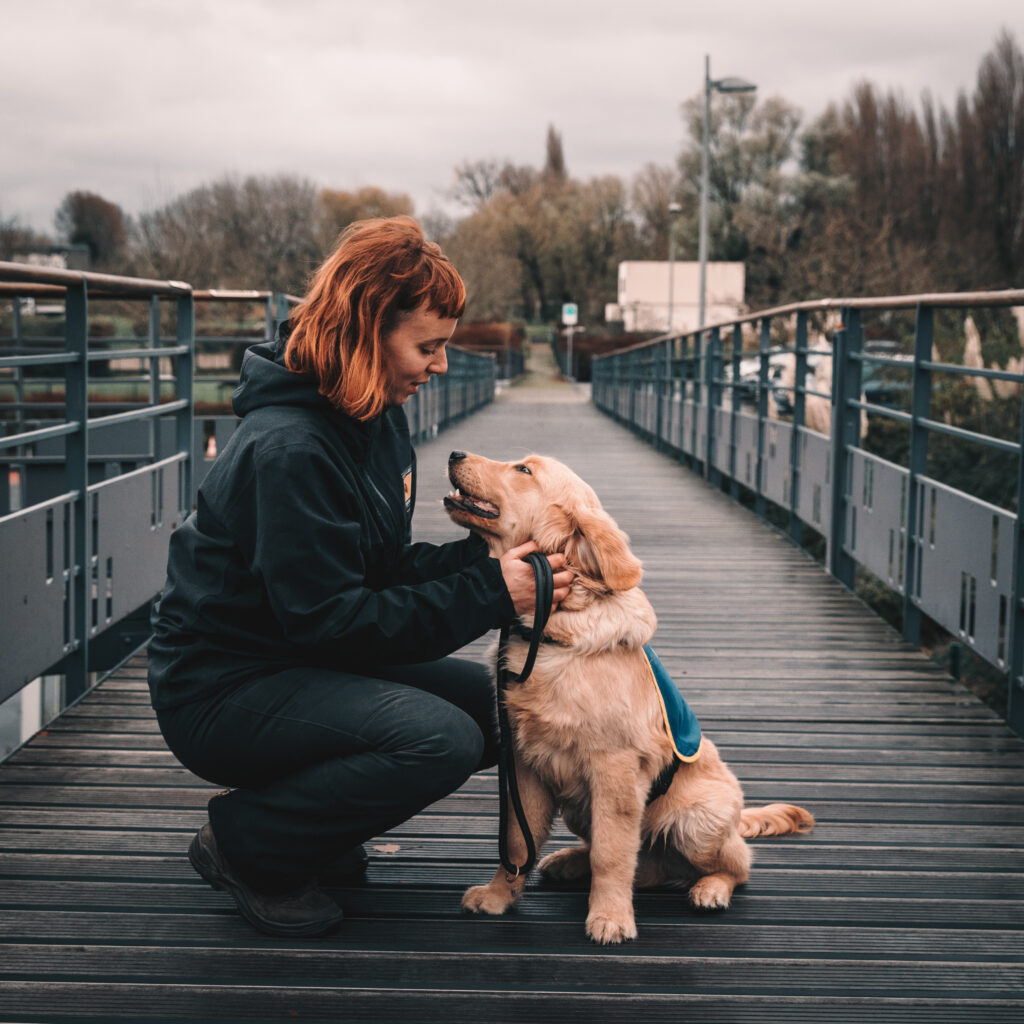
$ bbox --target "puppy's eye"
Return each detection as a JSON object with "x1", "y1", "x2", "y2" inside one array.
[{"x1": 515, "y1": 464, "x2": 532, "y2": 475}]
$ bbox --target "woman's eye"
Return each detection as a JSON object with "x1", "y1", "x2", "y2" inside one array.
[{"x1": 515, "y1": 464, "x2": 532, "y2": 475}]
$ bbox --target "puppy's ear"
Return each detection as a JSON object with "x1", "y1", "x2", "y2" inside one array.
[{"x1": 564, "y1": 504, "x2": 643, "y2": 592}]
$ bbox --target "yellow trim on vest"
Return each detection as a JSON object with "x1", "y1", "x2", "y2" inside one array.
[{"x1": 645, "y1": 653, "x2": 703, "y2": 763}]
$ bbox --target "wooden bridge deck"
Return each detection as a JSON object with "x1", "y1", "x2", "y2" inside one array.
[{"x1": 1, "y1": 390, "x2": 1022, "y2": 1022}]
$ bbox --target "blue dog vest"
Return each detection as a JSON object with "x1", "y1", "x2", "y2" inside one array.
[{"x1": 643, "y1": 645, "x2": 702, "y2": 762}]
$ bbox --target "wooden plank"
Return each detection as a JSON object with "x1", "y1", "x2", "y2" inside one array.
[
  {"x1": 2, "y1": 911, "x2": 1022, "y2": 962},
  {"x1": 0, "y1": 981, "x2": 1020, "y2": 1024},
  {"x1": 2, "y1": 852, "x2": 1021, "y2": 901},
  {"x1": 0, "y1": 944, "x2": 1021, "y2": 1000}
]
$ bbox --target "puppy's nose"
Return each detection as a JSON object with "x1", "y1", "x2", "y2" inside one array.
[{"x1": 449, "y1": 451, "x2": 467, "y2": 464}]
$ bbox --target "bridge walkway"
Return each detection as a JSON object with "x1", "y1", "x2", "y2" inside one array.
[{"x1": 1, "y1": 373, "x2": 1022, "y2": 1021}]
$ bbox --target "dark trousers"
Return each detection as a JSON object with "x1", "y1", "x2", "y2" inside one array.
[{"x1": 156, "y1": 657, "x2": 497, "y2": 892}]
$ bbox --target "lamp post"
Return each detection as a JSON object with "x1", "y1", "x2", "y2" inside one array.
[
  {"x1": 667, "y1": 197, "x2": 684, "y2": 329},
  {"x1": 667, "y1": 200, "x2": 682, "y2": 333},
  {"x1": 698, "y1": 55, "x2": 756, "y2": 330}
]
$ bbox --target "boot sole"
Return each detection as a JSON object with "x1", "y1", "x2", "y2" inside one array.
[{"x1": 188, "y1": 832, "x2": 344, "y2": 938}]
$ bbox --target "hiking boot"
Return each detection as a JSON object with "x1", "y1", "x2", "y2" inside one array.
[
  {"x1": 188, "y1": 823, "x2": 344, "y2": 937},
  {"x1": 317, "y1": 845, "x2": 370, "y2": 886}
]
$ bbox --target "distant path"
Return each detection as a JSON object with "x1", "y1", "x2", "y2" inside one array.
[{"x1": 496, "y1": 340, "x2": 590, "y2": 404}]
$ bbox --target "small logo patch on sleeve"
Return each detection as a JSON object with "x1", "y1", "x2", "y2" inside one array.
[{"x1": 402, "y1": 467, "x2": 413, "y2": 510}]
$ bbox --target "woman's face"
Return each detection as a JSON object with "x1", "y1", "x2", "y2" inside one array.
[{"x1": 382, "y1": 303, "x2": 457, "y2": 405}]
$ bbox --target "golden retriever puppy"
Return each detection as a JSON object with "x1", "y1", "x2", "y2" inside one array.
[{"x1": 445, "y1": 450, "x2": 814, "y2": 944}]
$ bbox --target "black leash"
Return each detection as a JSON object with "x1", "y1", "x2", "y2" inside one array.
[{"x1": 496, "y1": 550, "x2": 553, "y2": 880}]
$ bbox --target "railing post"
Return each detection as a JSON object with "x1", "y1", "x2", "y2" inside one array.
[
  {"x1": 690, "y1": 332, "x2": 702, "y2": 471},
  {"x1": 654, "y1": 341, "x2": 665, "y2": 450},
  {"x1": 12, "y1": 296, "x2": 25, "y2": 437},
  {"x1": 672, "y1": 337, "x2": 681, "y2": 452},
  {"x1": 755, "y1": 317, "x2": 770, "y2": 519},
  {"x1": 705, "y1": 327, "x2": 721, "y2": 486},
  {"x1": 828, "y1": 307, "x2": 862, "y2": 589},
  {"x1": 663, "y1": 338, "x2": 673, "y2": 451},
  {"x1": 628, "y1": 350, "x2": 638, "y2": 431},
  {"x1": 275, "y1": 293, "x2": 291, "y2": 330},
  {"x1": 148, "y1": 297, "x2": 162, "y2": 464},
  {"x1": 177, "y1": 293, "x2": 195, "y2": 509},
  {"x1": 1009, "y1": 382, "x2": 1024, "y2": 737},
  {"x1": 789, "y1": 311, "x2": 808, "y2": 544},
  {"x1": 729, "y1": 324, "x2": 742, "y2": 499},
  {"x1": 902, "y1": 303, "x2": 933, "y2": 646},
  {"x1": 64, "y1": 281, "x2": 89, "y2": 702},
  {"x1": 264, "y1": 295, "x2": 275, "y2": 341}
]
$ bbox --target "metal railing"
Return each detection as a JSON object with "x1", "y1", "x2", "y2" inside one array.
[
  {"x1": 593, "y1": 289, "x2": 1024, "y2": 735},
  {"x1": 0, "y1": 263, "x2": 496, "y2": 752},
  {"x1": 0, "y1": 263, "x2": 194, "y2": 711}
]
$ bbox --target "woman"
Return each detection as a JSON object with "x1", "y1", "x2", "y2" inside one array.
[{"x1": 148, "y1": 216, "x2": 571, "y2": 937}]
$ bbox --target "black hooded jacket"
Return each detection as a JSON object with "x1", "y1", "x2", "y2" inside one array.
[{"x1": 147, "y1": 334, "x2": 514, "y2": 710}]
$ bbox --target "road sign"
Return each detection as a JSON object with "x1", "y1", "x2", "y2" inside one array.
[{"x1": 561, "y1": 302, "x2": 578, "y2": 326}]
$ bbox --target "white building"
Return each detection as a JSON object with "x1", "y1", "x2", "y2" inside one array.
[{"x1": 606, "y1": 260, "x2": 746, "y2": 333}]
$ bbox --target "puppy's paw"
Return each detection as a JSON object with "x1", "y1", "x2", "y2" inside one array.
[
  {"x1": 538, "y1": 846, "x2": 591, "y2": 881},
  {"x1": 462, "y1": 883, "x2": 518, "y2": 916},
  {"x1": 688, "y1": 875, "x2": 732, "y2": 910},
  {"x1": 586, "y1": 910, "x2": 637, "y2": 945}
]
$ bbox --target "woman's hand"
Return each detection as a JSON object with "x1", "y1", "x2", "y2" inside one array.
[{"x1": 499, "y1": 541, "x2": 574, "y2": 618}]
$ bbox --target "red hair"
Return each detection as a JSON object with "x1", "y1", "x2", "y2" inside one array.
[{"x1": 285, "y1": 216, "x2": 466, "y2": 420}]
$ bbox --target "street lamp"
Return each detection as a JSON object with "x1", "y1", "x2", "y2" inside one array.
[
  {"x1": 667, "y1": 200, "x2": 682, "y2": 333},
  {"x1": 698, "y1": 55, "x2": 756, "y2": 330}
]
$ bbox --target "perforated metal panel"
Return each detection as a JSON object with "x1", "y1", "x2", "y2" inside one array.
[
  {"x1": 88, "y1": 457, "x2": 186, "y2": 641},
  {"x1": 912, "y1": 477, "x2": 1015, "y2": 669},
  {"x1": 733, "y1": 411, "x2": 759, "y2": 489},
  {"x1": 0, "y1": 496, "x2": 75, "y2": 701},
  {"x1": 762, "y1": 419, "x2": 792, "y2": 507},
  {"x1": 680, "y1": 399, "x2": 696, "y2": 457},
  {"x1": 844, "y1": 450, "x2": 910, "y2": 595},
  {"x1": 794, "y1": 427, "x2": 832, "y2": 537},
  {"x1": 711, "y1": 407, "x2": 730, "y2": 474}
]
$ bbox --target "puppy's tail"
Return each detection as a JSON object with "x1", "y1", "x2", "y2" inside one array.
[{"x1": 740, "y1": 803, "x2": 815, "y2": 838}]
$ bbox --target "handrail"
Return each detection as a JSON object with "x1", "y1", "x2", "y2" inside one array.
[
  {"x1": 0, "y1": 260, "x2": 190, "y2": 297},
  {"x1": 193, "y1": 289, "x2": 273, "y2": 301},
  {"x1": 598, "y1": 288, "x2": 1024, "y2": 358}
]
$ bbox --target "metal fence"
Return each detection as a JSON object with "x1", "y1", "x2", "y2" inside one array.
[
  {"x1": 592, "y1": 289, "x2": 1024, "y2": 735},
  {"x1": 0, "y1": 262, "x2": 495, "y2": 752}
]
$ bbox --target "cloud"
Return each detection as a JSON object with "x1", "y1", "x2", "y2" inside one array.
[{"x1": 1, "y1": 0, "x2": 1017, "y2": 230}]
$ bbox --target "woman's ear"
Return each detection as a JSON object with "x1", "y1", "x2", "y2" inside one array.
[{"x1": 563, "y1": 504, "x2": 642, "y2": 592}]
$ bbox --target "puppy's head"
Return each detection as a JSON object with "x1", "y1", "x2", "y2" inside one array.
[{"x1": 445, "y1": 451, "x2": 642, "y2": 592}]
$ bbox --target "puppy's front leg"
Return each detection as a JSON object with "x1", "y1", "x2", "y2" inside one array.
[
  {"x1": 585, "y1": 754, "x2": 647, "y2": 944},
  {"x1": 463, "y1": 756, "x2": 554, "y2": 916}
]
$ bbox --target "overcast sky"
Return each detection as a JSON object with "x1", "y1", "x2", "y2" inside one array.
[{"x1": 2, "y1": 0, "x2": 1019, "y2": 233}]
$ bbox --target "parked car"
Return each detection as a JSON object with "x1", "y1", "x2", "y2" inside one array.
[{"x1": 861, "y1": 341, "x2": 911, "y2": 408}]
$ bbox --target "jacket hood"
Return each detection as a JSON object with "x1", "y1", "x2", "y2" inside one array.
[
  {"x1": 231, "y1": 329, "x2": 330, "y2": 419},
  {"x1": 230, "y1": 326, "x2": 389, "y2": 457}
]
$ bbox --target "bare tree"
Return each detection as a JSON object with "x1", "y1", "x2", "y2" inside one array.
[
  {"x1": 54, "y1": 191, "x2": 128, "y2": 269},
  {"x1": 131, "y1": 174, "x2": 322, "y2": 293},
  {"x1": 0, "y1": 211, "x2": 49, "y2": 260},
  {"x1": 630, "y1": 163, "x2": 680, "y2": 260},
  {"x1": 450, "y1": 159, "x2": 507, "y2": 209},
  {"x1": 318, "y1": 186, "x2": 414, "y2": 245}
]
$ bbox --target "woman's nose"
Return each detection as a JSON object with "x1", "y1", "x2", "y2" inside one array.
[{"x1": 430, "y1": 348, "x2": 448, "y2": 375}]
